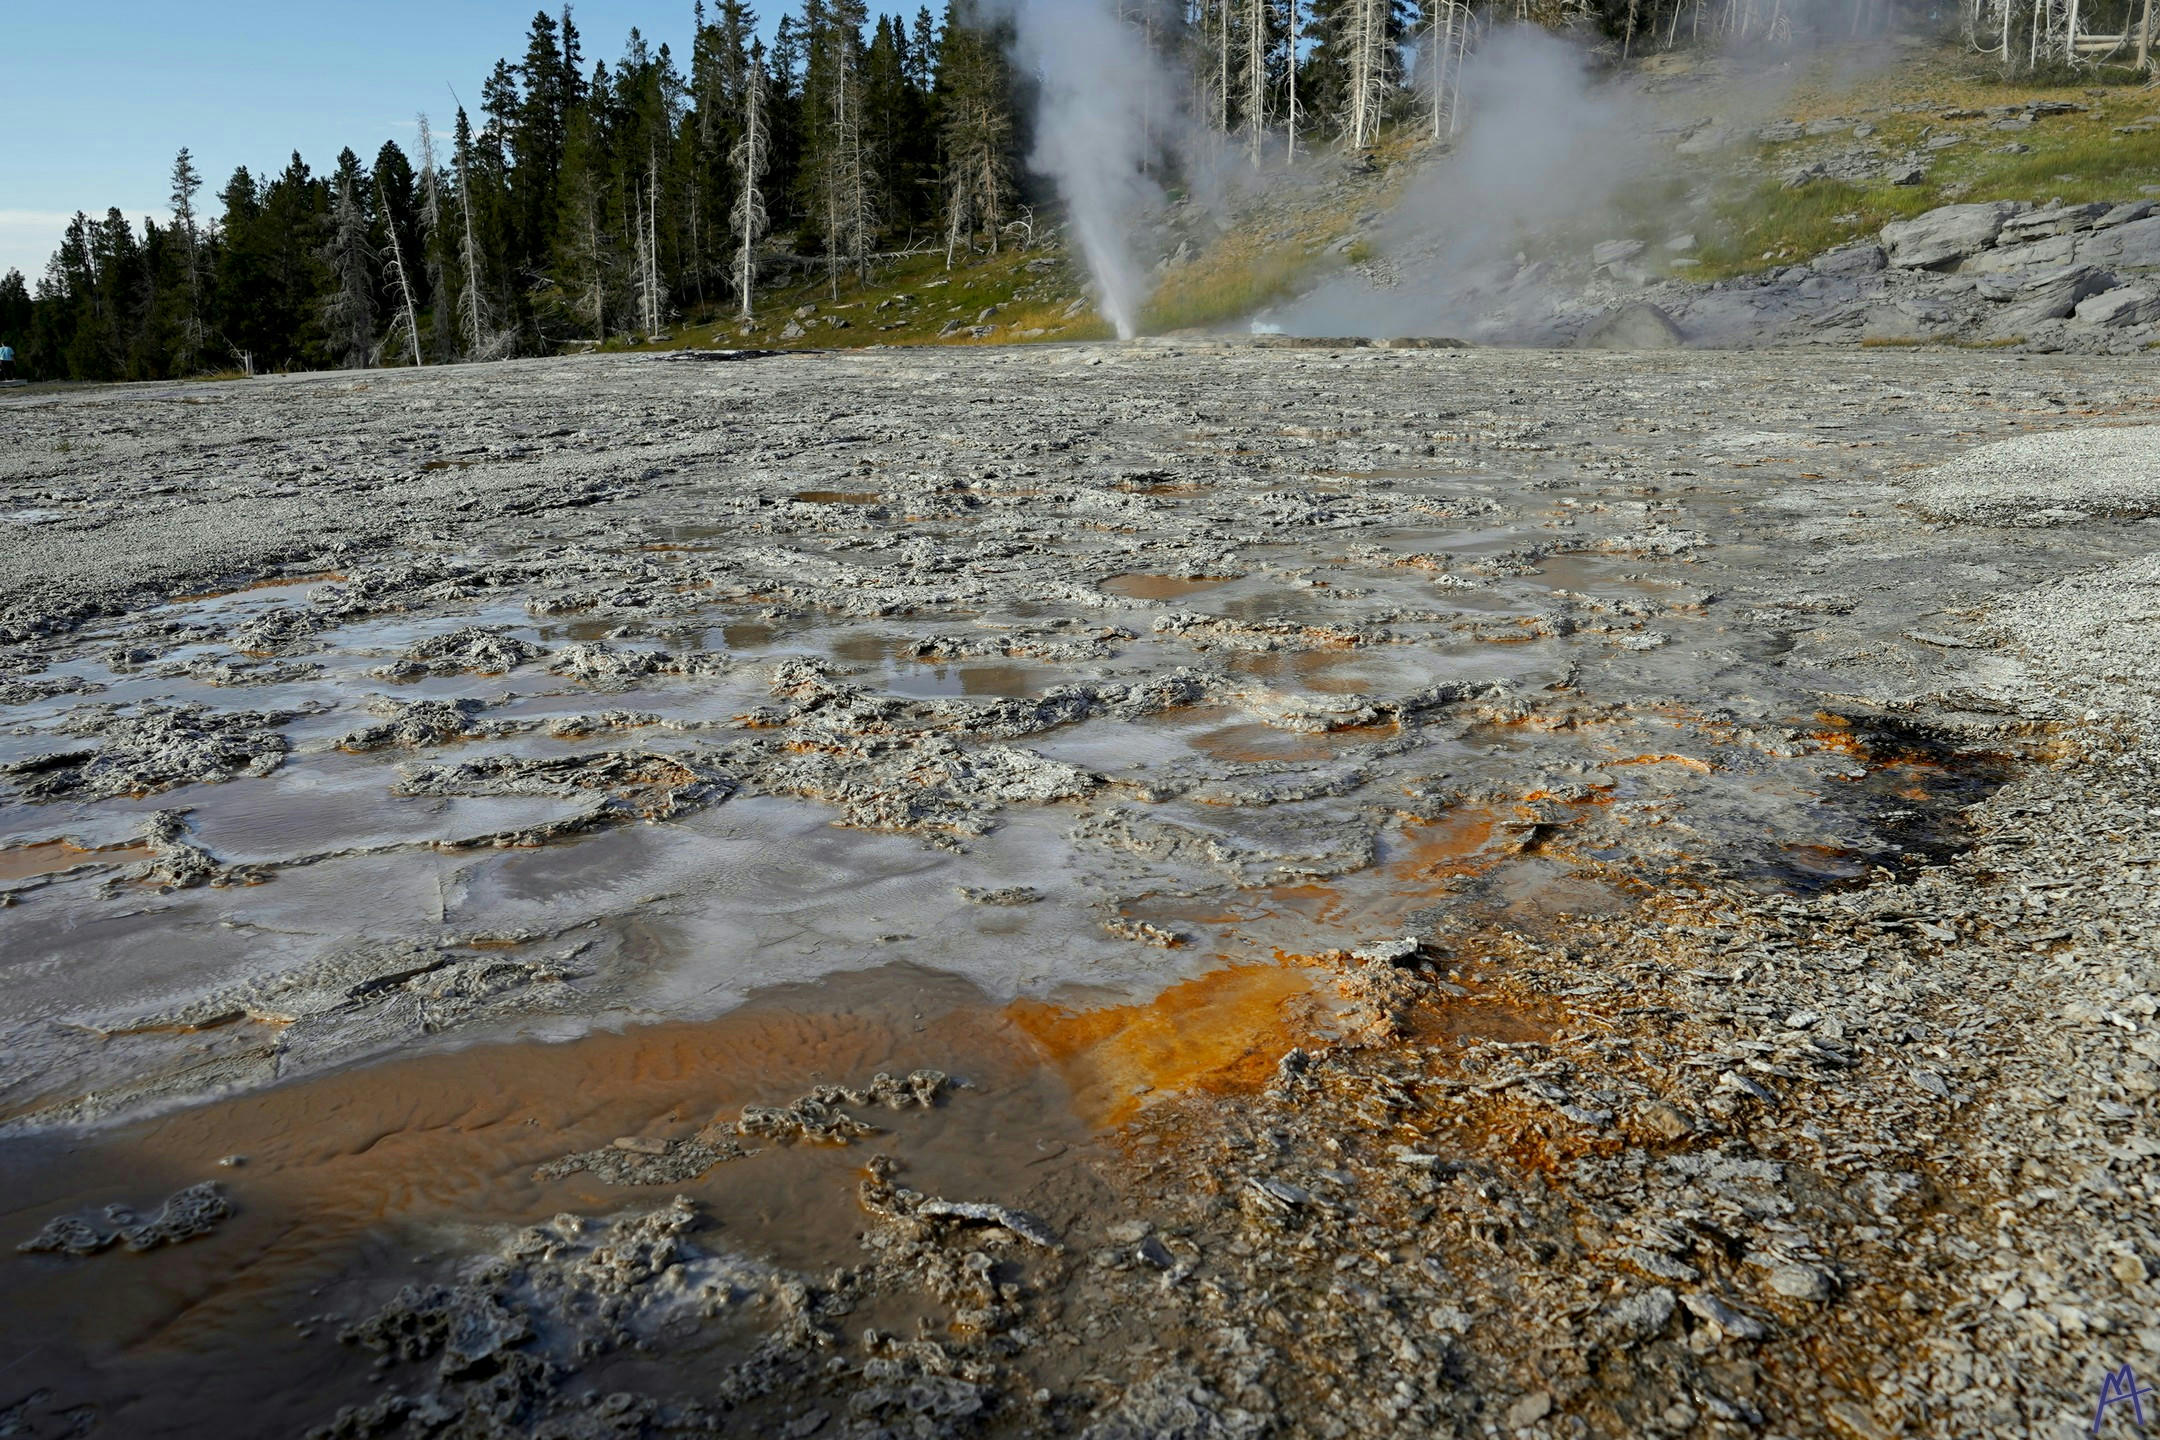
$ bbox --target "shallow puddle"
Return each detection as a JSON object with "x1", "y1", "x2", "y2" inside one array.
[
  {"x1": 1187, "y1": 718, "x2": 1400, "y2": 763},
  {"x1": 883, "y1": 659, "x2": 1067, "y2": 699},
  {"x1": 0, "y1": 839, "x2": 156, "y2": 882},
  {"x1": 793, "y1": 490, "x2": 882, "y2": 505},
  {"x1": 1099, "y1": 573, "x2": 1231, "y2": 601},
  {"x1": 0, "y1": 963, "x2": 1100, "y2": 1434}
]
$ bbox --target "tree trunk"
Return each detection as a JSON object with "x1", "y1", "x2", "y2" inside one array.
[
  {"x1": 1450, "y1": 3, "x2": 1470, "y2": 136},
  {"x1": 1430, "y1": 4, "x2": 1447, "y2": 139},
  {"x1": 1284, "y1": 0, "x2": 1299, "y2": 162},
  {"x1": 378, "y1": 179, "x2": 425, "y2": 366},
  {"x1": 1219, "y1": 0, "x2": 1231, "y2": 134}
]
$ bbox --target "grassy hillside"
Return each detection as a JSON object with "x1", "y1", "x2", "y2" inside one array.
[
  {"x1": 1690, "y1": 49, "x2": 2160, "y2": 277},
  {"x1": 596, "y1": 245, "x2": 1109, "y2": 354}
]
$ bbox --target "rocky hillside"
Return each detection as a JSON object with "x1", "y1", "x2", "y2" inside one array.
[{"x1": 1566, "y1": 195, "x2": 2160, "y2": 353}]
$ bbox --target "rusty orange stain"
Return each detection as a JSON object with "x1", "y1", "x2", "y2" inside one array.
[
  {"x1": 1391, "y1": 809, "x2": 1500, "y2": 883},
  {"x1": 1008, "y1": 964, "x2": 1323, "y2": 1127}
]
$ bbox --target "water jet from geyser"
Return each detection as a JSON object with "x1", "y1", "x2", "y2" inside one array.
[{"x1": 997, "y1": 0, "x2": 1178, "y2": 340}]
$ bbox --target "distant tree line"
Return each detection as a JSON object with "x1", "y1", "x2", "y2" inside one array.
[
  {"x1": 7, "y1": 0, "x2": 2042, "y2": 382},
  {"x1": 9, "y1": 2, "x2": 1019, "y2": 381}
]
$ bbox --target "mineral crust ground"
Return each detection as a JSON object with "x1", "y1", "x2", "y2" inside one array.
[{"x1": 1, "y1": 344, "x2": 2156, "y2": 1439}]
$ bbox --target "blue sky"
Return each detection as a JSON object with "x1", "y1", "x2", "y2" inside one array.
[{"x1": 0, "y1": 1, "x2": 769, "y2": 281}]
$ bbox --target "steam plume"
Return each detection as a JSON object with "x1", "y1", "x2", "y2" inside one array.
[
  {"x1": 996, "y1": 0, "x2": 1178, "y2": 339},
  {"x1": 1278, "y1": 26, "x2": 1664, "y2": 341}
]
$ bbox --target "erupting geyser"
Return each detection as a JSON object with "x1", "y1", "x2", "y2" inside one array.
[{"x1": 999, "y1": 0, "x2": 1175, "y2": 339}]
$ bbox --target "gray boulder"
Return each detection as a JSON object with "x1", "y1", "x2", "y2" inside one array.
[
  {"x1": 2075, "y1": 216, "x2": 2160, "y2": 270},
  {"x1": 1982, "y1": 264, "x2": 2116, "y2": 336},
  {"x1": 1813, "y1": 242, "x2": 1887, "y2": 276},
  {"x1": 1862, "y1": 298, "x2": 1955, "y2": 343},
  {"x1": 2071, "y1": 285, "x2": 2160, "y2": 328},
  {"x1": 1974, "y1": 264, "x2": 2113, "y2": 308},
  {"x1": 1998, "y1": 202, "x2": 2112, "y2": 243},
  {"x1": 1592, "y1": 239, "x2": 1648, "y2": 268},
  {"x1": 2094, "y1": 202, "x2": 2154, "y2": 230},
  {"x1": 1881, "y1": 201, "x2": 2022, "y2": 268},
  {"x1": 1579, "y1": 302, "x2": 1685, "y2": 349},
  {"x1": 1963, "y1": 234, "x2": 2077, "y2": 274}
]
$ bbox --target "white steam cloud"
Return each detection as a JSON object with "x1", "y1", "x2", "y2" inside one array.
[
  {"x1": 995, "y1": 0, "x2": 1180, "y2": 339},
  {"x1": 1278, "y1": 26, "x2": 1666, "y2": 341}
]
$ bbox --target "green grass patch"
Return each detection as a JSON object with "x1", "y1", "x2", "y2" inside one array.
[
  {"x1": 1693, "y1": 179, "x2": 1934, "y2": 278},
  {"x1": 1142, "y1": 239, "x2": 1331, "y2": 334},
  {"x1": 602, "y1": 242, "x2": 1105, "y2": 355},
  {"x1": 1935, "y1": 126, "x2": 2160, "y2": 207}
]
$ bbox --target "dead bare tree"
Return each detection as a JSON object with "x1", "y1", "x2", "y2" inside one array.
[
  {"x1": 1218, "y1": 0, "x2": 1233, "y2": 133},
  {"x1": 1285, "y1": 0, "x2": 1301, "y2": 161},
  {"x1": 731, "y1": 42, "x2": 772, "y2": 321},
  {"x1": 633, "y1": 158, "x2": 667, "y2": 339},
  {"x1": 942, "y1": 93, "x2": 1011, "y2": 269},
  {"x1": 1427, "y1": 0, "x2": 1452, "y2": 138},
  {"x1": 1450, "y1": 1, "x2": 1471, "y2": 136},
  {"x1": 448, "y1": 108, "x2": 499, "y2": 359},
  {"x1": 819, "y1": 29, "x2": 874, "y2": 297},
  {"x1": 415, "y1": 115, "x2": 453, "y2": 360},
  {"x1": 558, "y1": 149, "x2": 609, "y2": 344},
  {"x1": 1345, "y1": 0, "x2": 1387, "y2": 148},
  {"x1": 1246, "y1": 0, "x2": 1268, "y2": 164},
  {"x1": 377, "y1": 178, "x2": 424, "y2": 366}
]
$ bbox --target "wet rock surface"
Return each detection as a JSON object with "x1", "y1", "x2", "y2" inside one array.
[{"x1": 1, "y1": 347, "x2": 2157, "y2": 1437}]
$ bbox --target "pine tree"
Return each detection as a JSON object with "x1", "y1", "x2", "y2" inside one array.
[
  {"x1": 825, "y1": 0, "x2": 875, "y2": 290},
  {"x1": 322, "y1": 149, "x2": 379, "y2": 367},
  {"x1": 168, "y1": 148, "x2": 209, "y2": 371},
  {"x1": 555, "y1": 98, "x2": 616, "y2": 343},
  {"x1": 248, "y1": 153, "x2": 332, "y2": 370},
  {"x1": 517, "y1": 9, "x2": 573, "y2": 266},
  {"x1": 0, "y1": 268, "x2": 30, "y2": 377},
  {"x1": 935, "y1": 2, "x2": 1015, "y2": 268}
]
